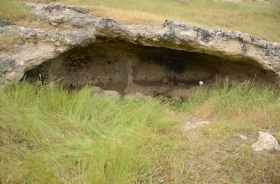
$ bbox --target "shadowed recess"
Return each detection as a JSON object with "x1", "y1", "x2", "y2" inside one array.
[{"x1": 25, "y1": 38, "x2": 276, "y2": 97}]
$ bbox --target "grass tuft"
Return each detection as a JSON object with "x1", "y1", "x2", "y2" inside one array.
[{"x1": 0, "y1": 82, "x2": 180, "y2": 183}]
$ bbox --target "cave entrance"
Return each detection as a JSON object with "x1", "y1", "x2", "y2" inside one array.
[{"x1": 25, "y1": 38, "x2": 275, "y2": 99}]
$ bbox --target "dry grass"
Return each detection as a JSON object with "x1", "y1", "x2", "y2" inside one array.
[
  {"x1": 1, "y1": 0, "x2": 280, "y2": 42},
  {"x1": 171, "y1": 80, "x2": 280, "y2": 183},
  {"x1": 59, "y1": 0, "x2": 280, "y2": 42},
  {"x1": 90, "y1": 6, "x2": 164, "y2": 25},
  {"x1": 0, "y1": 32, "x2": 23, "y2": 52},
  {"x1": 0, "y1": 0, "x2": 35, "y2": 24}
]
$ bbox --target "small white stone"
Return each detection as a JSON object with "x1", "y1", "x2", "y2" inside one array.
[
  {"x1": 199, "y1": 81, "x2": 203, "y2": 85},
  {"x1": 198, "y1": 121, "x2": 209, "y2": 125},
  {"x1": 239, "y1": 135, "x2": 247, "y2": 140}
]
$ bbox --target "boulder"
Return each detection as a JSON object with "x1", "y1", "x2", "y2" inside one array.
[
  {"x1": 252, "y1": 131, "x2": 280, "y2": 151},
  {"x1": 239, "y1": 135, "x2": 248, "y2": 140}
]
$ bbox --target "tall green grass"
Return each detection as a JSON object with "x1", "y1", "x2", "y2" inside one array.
[
  {"x1": 0, "y1": 82, "x2": 182, "y2": 183},
  {"x1": 1, "y1": 81, "x2": 280, "y2": 183}
]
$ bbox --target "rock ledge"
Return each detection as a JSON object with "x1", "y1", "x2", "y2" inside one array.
[{"x1": 0, "y1": 3, "x2": 280, "y2": 94}]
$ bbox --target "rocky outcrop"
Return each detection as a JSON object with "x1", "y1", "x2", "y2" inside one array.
[{"x1": 0, "y1": 3, "x2": 280, "y2": 98}]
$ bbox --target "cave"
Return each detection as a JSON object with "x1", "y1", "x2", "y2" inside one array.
[{"x1": 25, "y1": 38, "x2": 276, "y2": 99}]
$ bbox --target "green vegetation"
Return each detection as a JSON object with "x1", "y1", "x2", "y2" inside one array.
[
  {"x1": 0, "y1": 82, "x2": 179, "y2": 183},
  {"x1": 0, "y1": 0, "x2": 280, "y2": 42},
  {"x1": 1, "y1": 81, "x2": 280, "y2": 183},
  {"x1": 1, "y1": 0, "x2": 280, "y2": 183}
]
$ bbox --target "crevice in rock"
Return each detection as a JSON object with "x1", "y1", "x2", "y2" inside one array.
[{"x1": 24, "y1": 38, "x2": 277, "y2": 99}]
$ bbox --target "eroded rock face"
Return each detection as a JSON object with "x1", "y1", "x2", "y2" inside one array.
[{"x1": 1, "y1": 3, "x2": 280, "y2": 97}]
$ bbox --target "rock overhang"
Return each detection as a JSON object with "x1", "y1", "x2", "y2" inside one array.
[{"x1": 0, "y1": 2, "x2": 280, "y2": 96}]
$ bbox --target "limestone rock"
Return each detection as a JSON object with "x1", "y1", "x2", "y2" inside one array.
[
  {"x1": 239, "y1": 135, "x2": 248, "y2": 140},
  {"x1": 134, "y1": 92, "x2": 145, "y2": 98},
  {"x1": 0, "y1": 2, "x2": 280, "y2": 91},
  {"x1": 0, "y1": 58, "x2": 15, "y2": 82},
  {"x1": 252, "y1": 131, "x2": 280, "y2": 151},
  {"x1": 92, "y1": 86, "x2": 102, "y2": 96},
  {"x1": 124, "y1": 93, "x2": 142, "y2": 100},
  {"x1": 124, "y1": 93, "x2": 136, "y2": 100},
  {"x1": 182, "y1": 120, "x2": 210, "y2": 131},
  {"x1": 124, "y1": 92, "x2": 152, "y2": 100},
  {"x1": 102, "y1": 90, "x2": 121, "y2": 98}
]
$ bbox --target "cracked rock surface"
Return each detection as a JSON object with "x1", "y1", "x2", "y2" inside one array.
[{"x1": 1, "y1": 2, "x2": 280, "y2": 97}]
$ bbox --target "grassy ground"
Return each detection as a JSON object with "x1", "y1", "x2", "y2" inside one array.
[
  {"x1": 1, "y1": 0, "x2": 280, "y2": 183},
  {"x1": 0, "y1": 0, "x2": 279, "y2": 42},
  {"x1": 1, "y1": 81, "x2": 280, "y2": 183}
]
